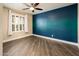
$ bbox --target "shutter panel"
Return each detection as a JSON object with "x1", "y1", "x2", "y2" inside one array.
[
  {"x1": 24, "y1": 15, "x2": 28, "y2": 32},
  {"x1": 8, "y1": 10, "x2": 12, "y2": 35}
]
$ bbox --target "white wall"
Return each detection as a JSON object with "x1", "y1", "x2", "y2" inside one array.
[{"x1": 0, "y1": 4, "x2": 3, "y2": 56}]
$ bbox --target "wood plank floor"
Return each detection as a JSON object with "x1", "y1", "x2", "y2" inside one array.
[{"x1": 3, "y1": 36, "x2": 79, "y2": 56}]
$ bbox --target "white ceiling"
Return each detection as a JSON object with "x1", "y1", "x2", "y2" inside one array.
[{"x1": 3, "y1": 3, "x2": 74, "y2": 15}]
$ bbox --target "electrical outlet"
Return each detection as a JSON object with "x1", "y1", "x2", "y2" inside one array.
[{"x1": 51, "y1": 35, "x2": 53, "y2": 37}]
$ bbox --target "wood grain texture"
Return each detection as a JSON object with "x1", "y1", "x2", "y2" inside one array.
[{"x1": 3, "y1": 36, "x2": 79, "y2": 56}]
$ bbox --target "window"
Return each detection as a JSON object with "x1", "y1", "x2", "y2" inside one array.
[{"x1": 8, "y1": 10, "x2": 28, "y2": 35}]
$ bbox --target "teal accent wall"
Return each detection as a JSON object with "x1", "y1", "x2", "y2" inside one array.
[{"x1": 33, "y1": 4, "x2": 77, "y2": 43}]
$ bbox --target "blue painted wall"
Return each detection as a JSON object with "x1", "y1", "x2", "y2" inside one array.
[{"x1": 33, "y1": 4, "x2": 77, "y2": 43}]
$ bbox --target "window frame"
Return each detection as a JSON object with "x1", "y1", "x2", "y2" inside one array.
[{"x1": 8, "y1": 10, "x2": 28, "y2": 35}]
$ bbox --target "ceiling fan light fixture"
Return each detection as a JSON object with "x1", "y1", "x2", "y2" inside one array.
[
  {"x1": 22, "y1": 3, "x2": 43, "y2": 12},
  {"x1": 30, "y1": 7, "x2": 34, "y2": 11}
]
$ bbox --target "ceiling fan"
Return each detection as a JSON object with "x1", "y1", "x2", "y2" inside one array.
[{"x1": 22, "y1": 3, "x2": 43, "y2": 12}]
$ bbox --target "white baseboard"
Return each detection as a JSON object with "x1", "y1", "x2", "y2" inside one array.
[
  {"x1": 3, "y1": 34, "x2": 78, "y2": 46},
  {"x1": 3, "y1": 34, "x2": 32, "y2": 43},
  {"x1": 33, "y1": 34, "x2": 78, "y2": 46}
]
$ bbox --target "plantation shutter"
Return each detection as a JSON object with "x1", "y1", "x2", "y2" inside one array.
[
  {"x1": 8, "y1": 10, "x2": 12, "y2": 35},
  {"x1": 24, "y1": 15, "x2": 28, "y2": 32}
]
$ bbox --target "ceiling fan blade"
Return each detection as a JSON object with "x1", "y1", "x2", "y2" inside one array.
[
  {"x1": 22, "y1": 8, "x2": 29, "y2": 10},
  {"x1": 31, "y1": 3, "x2": 34, "y2": 6},
  {"x1": 32, "y1": 10, "x2": 34, "y2": 12},
  {"x1": 24, "y1": 3, "x2": 31, "y2": 7},
  {"x1": 35, "y1": 8, "x2": 43, "y2": 10},
  {"x1": 34, "y1": 3, "x2": 39, "y2": 7}
]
